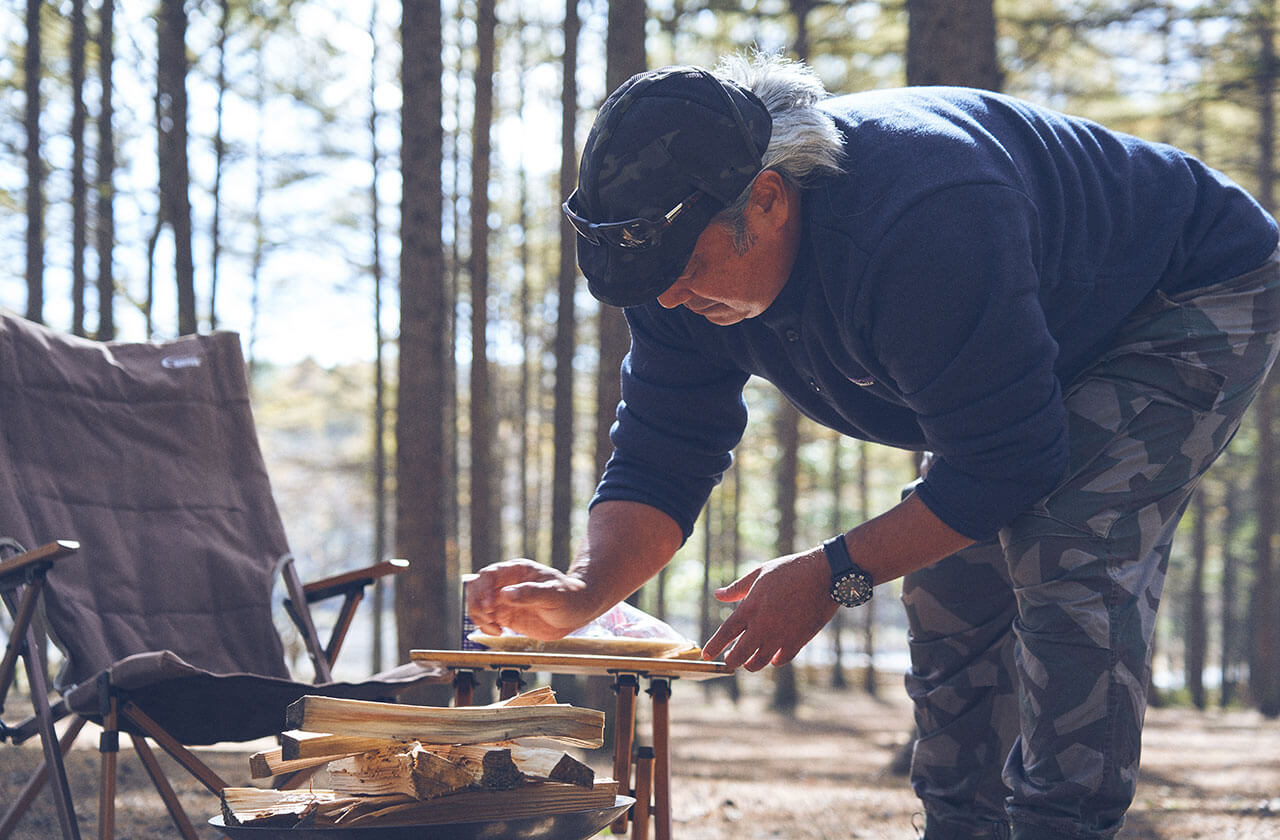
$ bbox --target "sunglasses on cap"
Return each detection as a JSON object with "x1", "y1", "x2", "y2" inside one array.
[{"x1": 561, "y1": 189, "x2": 703, "y2": 251}]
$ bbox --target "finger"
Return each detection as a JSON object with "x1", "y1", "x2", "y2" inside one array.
[
  {"x1": 770, "y1": 645, "x2": 800, "y2": 668},
  {"x1": 714, "y1": 567, "x2": 760, "y2": 603},
  {"x1": 702, "y1": 606, "x2": 749, "y2": 661},
  {"x1": 743, "y1": 643, "x2": 779, "y2": 672},
  {"x1": 721, "y1": 636, "x2": 760, "y2": 671},
  {"x1": 498, "y1": 579, "x2": 566, "y2": 606}
]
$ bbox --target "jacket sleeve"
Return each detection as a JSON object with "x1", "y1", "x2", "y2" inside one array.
[
  {"x1": 590, "y1": 307, "x2": 751, "y2": 542},
  {"x1": 859, "y1": 183, "x2": 1069, "y2": 540}
]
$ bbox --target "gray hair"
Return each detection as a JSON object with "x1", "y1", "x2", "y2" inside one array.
[{"x1": 713, "y1": 52, "x2": 845, "y2": 241}]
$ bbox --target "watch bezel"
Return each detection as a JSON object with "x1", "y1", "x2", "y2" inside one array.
[{"x1": 830, "y1": 567, "x2": 873, "y2": 607}]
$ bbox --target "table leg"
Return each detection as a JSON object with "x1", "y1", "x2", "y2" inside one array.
[
  {"x1": 497, "y1": 668, "x2": 525, "y2": 700},
  {"x1": 452, "y1": 669, "x2": 476, "y2": 706},
  {"x1": 611, "y1": 673, "x2": 639, "y2": 836},
  {"x1": 631, "y1": 745, "x2": 654, "y2": 840},
  {"x1": 648, "y1": 677, "x2": 672, "y2": 840}
]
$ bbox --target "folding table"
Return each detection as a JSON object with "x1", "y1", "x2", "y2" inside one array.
[{"x1": 411, "y1": 649, "x2": 733, "y2": 840}]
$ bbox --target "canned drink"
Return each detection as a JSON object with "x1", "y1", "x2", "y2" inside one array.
[{"x1": 461, "y1": 573, "x2": 487, "y2": 650}]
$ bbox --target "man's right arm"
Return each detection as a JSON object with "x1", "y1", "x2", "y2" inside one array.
[{"x1": 466, "y1": 500, "x2": 683, "y2": 640}]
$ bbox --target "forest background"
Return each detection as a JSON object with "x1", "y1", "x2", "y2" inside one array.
[{"x1": 2, "y1": 0, "x2": 1280, "y2": 719}]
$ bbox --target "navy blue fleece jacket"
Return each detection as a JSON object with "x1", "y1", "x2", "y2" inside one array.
[{"x1": 592, "y1": 87, "x2": 1278, "y2": 542}]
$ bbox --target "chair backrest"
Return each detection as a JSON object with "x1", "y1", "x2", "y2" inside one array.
[{"x1": 0, "y1": 312, "x2": 293, "y2": 689}]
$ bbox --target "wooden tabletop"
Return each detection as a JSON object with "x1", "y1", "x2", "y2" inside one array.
[{"x1": 411, "y1": 649, "x2": 735, "y2": 682}]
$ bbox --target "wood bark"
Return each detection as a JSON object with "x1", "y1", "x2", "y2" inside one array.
[
  {"x1": 156, "y1": 0, "x2": 197, "y2": 335},
  {"x1": 770, "y1": 401, "x2": 800, "y2": 714},
  {"x1": 551, "y1": 0, "x2": 581, "y2": 571},
  {"x1": 594, "y1": 0, "x2": 647, "y2": 484},
  {"x1": 1186, "y1": 488, "x2": 1208, "y2": 709},
  {"x1": 94, "y1": 0, "x2": 115, "y2": 339},
  {"x1": 1252, "y1": 2, "x2": 1280, "y2": 719},
  {"x1": 397, "y1": 0, "x2": 454, "y2": 690},
  {"x1": 69, "y1": 0, "x2": 88, "y2": 335},
  {"x1": 469, "y1": 0, "x2": 499, "y2": 571},
  {"x1": 905, "y1": 0, "x2": 1003, "y2": 90},
  {"x1": 24, "y1": 0, "x2": 43, "y2": 323}
]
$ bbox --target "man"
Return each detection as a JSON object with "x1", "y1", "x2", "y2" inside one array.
[{"x1": 466, "y1": 53, "x2": 1280, "y2": 840}]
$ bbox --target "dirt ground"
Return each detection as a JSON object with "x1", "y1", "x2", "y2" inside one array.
[{"x1": 2, "y1": 676, "x2": 1278, "y2": 839}]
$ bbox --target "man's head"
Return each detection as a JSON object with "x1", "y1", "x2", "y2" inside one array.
[{"x1": 564, "y1": 66, "x2": 772, "y2": 308}]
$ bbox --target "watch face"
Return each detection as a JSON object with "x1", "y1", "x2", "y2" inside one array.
[{"x1": 831, "y1": 569, "x2": 873, "y2": 607}]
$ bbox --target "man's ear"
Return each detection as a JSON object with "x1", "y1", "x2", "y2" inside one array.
[{"x1": 748, "y1": 170, "x2": 793, "y2": 226}]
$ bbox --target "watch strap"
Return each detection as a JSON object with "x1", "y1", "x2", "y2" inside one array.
[{"x1": 822, "y1": 534, "x2": 855, "y2": 576}]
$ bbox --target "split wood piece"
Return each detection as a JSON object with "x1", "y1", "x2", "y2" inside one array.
[
  {"x1": 221, "y1": 780, "x2": 619, "y2": 829},
  {"x1": 219, "y1": 787, "x2": 409, "y2": 827},
  {"x1": 324, "y1": 742, "x2": 481, "y2": 799},
  {"x1": 421, "y1": 744, "x2": 594, "y2": 788},
  {"x1": 285, "y1": 695, "x2": 605, "y2": 748},
  {"x1": 250, "y1": 733, "x2": 405, "y2": 779},
  {"x1": 342, "y1": 780, "x2": 620, "y2": 827},
  {"x1": 248, "y1": 746, "x2": 336, "y2": 780},
  {"x1": 488, "y1": 685, "x2": 556, "y2": 706},
  {"x1": 278, "y1": 729, "x2": 405, "y2": 763}
]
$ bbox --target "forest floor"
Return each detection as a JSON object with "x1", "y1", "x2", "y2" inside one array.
[{"x1": 2, "y1": 676, "x2": 1279, "y2": 839}]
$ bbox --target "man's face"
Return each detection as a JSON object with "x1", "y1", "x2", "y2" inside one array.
[
  {"x1": 654, "y1": 171, "x2": 800, "y2": 325},
  {"x1": 655, "y1": 222, "x2": 778, "y2": 325}
]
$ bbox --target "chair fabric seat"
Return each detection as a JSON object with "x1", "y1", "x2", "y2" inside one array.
[{"x1": 62, "y1": 651, "x2": 444, "y2": 745}]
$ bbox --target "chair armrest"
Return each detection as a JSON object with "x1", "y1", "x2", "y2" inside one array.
[
  {"x1": 282, "y1": 558, "x2": 409, "y2": 682},
  {"x1": 298, "y1": 558, "x2": 409, "y2": 605},
  {"x1": 0, "y1": 540, "x2": 79, "y2": 589}
]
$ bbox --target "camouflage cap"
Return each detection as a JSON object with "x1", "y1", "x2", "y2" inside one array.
[{"x1": 569, "y1": 66, "x2": 772, "y2": 308}]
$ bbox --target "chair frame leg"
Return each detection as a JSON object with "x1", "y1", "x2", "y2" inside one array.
[
  {"x1": 128, "y1": 734, "x2": 199, "y2": 840},
  {"x1": 0, "y1": 715, "x2": 86, "y2": 840},
  {"x1": 19, "y1": 622, "x2": 81, "y2": 840},
  {"x1": 118, "y1": 702, "x2": 228, "y2": 795},
  {"x1": 98, "y1": 699, "x2": 117, "y2": 840}
]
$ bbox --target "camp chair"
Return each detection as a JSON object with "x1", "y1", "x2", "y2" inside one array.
[{"x1": 0, "y1": 312, "x2": 448, "y2": 840}]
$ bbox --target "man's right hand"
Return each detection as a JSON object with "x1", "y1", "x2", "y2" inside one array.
[
  {"x1": 466, "y1": 501, "x2": 684, "y2": 643},
  {"x1": 465, "y1": 558, "x2": 597, "y2": 641}
]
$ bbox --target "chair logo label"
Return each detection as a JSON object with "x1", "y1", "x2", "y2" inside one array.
[{"x1": 161, "y1": 355, "x2": 202, "y2": 370}]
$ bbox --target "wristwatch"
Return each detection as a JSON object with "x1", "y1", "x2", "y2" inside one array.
[{"x1": 822, "y1": 534, "x2": 874, "y2": 607}]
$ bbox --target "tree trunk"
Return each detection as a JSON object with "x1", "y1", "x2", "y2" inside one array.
[
  {"x1": 1186, "y1": 488, "x2": 1208, "y2": 709},
  {"x1": 1220, "y1": 475, "x2": 1240, "y2": 708},
  {"x1": 551, "y1": 0, "x2": 581, "y2": 571},
  {"x1": 829, "y1": 432, "x2": 847, "y2": 690},
  {"x1": 594, "y1": 0, "x2": 646, "y2": 484},
  {"x1": 1251, "y1": 1, "x2": 1280, "y2": 719},
  {"x1": 397, "y1": 0, "x2": 453, "y2": 698},
  {"x1": 858, "y1": 440, "x2": 878, "y2": 696},
  {"x1": 94, "y1": 0, "x2": 115, "y2": 340},
  {"x1": 70, "y1": 0, "x2": 88, "y2": 336},
  {"x1": 514, "y1": 15, "x2": 537, "y2": 562},
  {"x1": 789, "y1": 0, "x2": 813, "y2": 60},
  {"x1": 24, "y1": 0, "x2": 44, "y2": 324},
  {"x1": 469, "y1": 0, "x2": 498, "y2": 572},
  {"x1": 156, "y1": 0, "x2": 197, "y2": 336},
  {"x1": 905, "y1": 0, "x2": 1003, "y2": 91},
  {"x1": 771, "y1": 401, "x2": 801, "y2": 714},
  {"x1": 369, "y1": 0, "x2": 388, "y2": 674},
  {"x1": 210, "y1": 0, "x2": 230, "y2": 331}
]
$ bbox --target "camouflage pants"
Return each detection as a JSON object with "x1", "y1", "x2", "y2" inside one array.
[{"x1": 902, "y1": 250, "x2": 1280, "y2": 840}]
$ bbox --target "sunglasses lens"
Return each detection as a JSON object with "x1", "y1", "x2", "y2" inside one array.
[{"x1": 617, "y1": 221, "x2": 658, "y2": 249}]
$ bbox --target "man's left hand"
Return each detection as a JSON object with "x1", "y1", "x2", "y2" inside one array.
[{"x1": 702, "y1": 548, "x2": 838, "y2": 671}]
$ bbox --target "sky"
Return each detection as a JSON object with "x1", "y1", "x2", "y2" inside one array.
[{"x1": 1, "y1": 0, "x2": 590, "y2": 368}]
